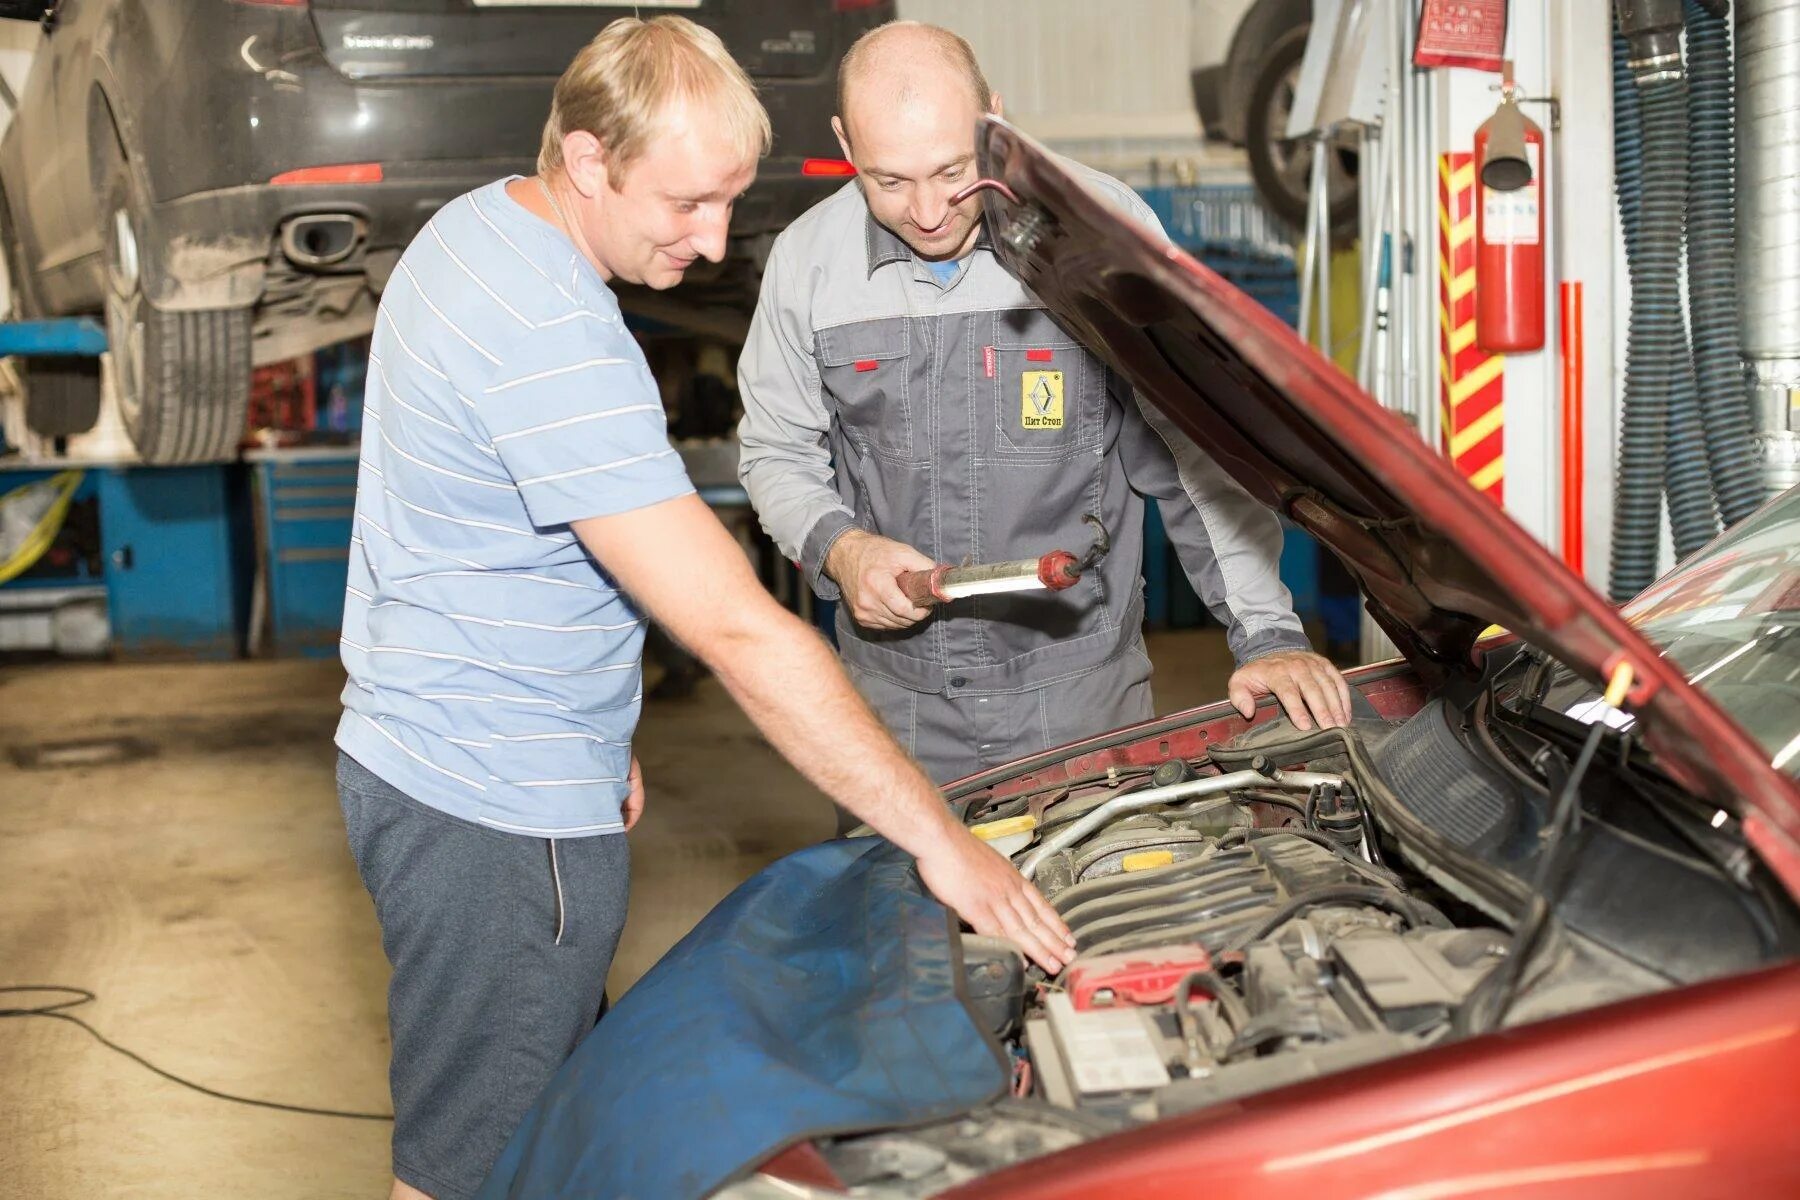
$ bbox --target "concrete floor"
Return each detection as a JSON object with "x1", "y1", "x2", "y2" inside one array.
[{"x1": 0, "y1": 630, "x2": 1237, "y2": 1198}]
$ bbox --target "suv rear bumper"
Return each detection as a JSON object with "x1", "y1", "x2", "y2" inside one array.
[{"x1": 145, "y1": 157, "x2": 843, "y2": 312}]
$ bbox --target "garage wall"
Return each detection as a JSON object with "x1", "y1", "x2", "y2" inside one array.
[{"x1": 896, "y1": 0, "x2": 1244, "y2": 183}]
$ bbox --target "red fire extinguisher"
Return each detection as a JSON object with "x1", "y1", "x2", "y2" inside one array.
[{"x1": 1474, "y1": 75, "x2": 1546, "y2": 353}]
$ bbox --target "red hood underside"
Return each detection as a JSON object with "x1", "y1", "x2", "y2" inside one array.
[{"x1": 968, "y1": 116, "x2": 1800, "y2": 888}]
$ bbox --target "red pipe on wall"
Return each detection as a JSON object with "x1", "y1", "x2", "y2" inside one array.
[{"x1": 1560, "y1": 281, "x2": 1585, "y2": 576}]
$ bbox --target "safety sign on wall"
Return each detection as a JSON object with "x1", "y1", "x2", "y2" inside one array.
[{"x1": 1415, "y1": 0, "x2": 1508, "y2": 73}]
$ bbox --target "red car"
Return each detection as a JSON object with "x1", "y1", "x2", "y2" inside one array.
[{"x1": 484, "y1": 117, "x2": 1800, "y2": 1200}]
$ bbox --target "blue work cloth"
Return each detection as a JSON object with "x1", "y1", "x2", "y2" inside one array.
[{"x1": 475, "y1": 837, "x2": 1008, "y2": 1200}]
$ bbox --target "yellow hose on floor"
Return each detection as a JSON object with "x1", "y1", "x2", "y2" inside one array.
[{"x1": 0, "y1": 469, "x2": 84, "y2": 585}]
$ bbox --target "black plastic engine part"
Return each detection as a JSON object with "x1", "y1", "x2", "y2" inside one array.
[
  {"x1": 960, "y1": 936, "x2": 1027, "y2": 1039},
  {"x1": 1372, "y1": 700, "x2": 1525, "y2": 856}
]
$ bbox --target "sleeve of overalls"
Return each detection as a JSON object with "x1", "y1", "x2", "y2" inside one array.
[
  {"x1": 1100, "y1": 179, "x2": 1313, "y2": 664},
  {"x1": 736, "y1": 233, "x2": 856, "y2": 602}
]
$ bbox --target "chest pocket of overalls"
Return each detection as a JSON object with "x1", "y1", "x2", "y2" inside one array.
[
  {"x1": 991, "y1": 308, "x2": 1100, "y2": 460},
  {"x1": 817, "y1": 317, "x2": 912, "y2": 462}
]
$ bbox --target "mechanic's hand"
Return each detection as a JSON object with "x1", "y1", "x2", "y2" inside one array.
[
  {"x1": 826, "y1": 529, "x2": 936, "y2": 631},
  {"x1": 1228, "y1": 650, "x2": 1353, "y2": 732},
  {"x1": 622, "y1": 755, "x2": 647, "y2": 831},
  {"x1": 917, "y1": 831, "x2": 1076, "y2": 974}
]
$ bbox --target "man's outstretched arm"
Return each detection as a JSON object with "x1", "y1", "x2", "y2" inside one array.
[{"x1": 572, "y1": 494, "x2": 1076, "y2": 972}]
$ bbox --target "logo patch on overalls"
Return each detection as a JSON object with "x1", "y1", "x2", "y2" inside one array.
[{"x1": 1021, "y1": 371, "x2": 1064, "y2": 429}]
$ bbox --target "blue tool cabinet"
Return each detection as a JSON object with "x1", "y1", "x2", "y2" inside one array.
[
  {"x1": 0, "y1": 461, "x2": 249, "y2": 658},
  {"x1": 247, "y1": 447, "x2": 358, "y2": 658}
]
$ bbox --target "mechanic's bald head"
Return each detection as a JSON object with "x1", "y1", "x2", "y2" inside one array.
[
  {"x1": 832, "y1": 22, "x2": 1001, "y2": 261},
  {"x1": 836, "y1": 21, "x2": 994, "y2": 149}
]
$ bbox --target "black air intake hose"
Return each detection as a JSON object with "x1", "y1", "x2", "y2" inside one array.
[
  {"x1": 1685, "y1": 0, "x2": 1764, "y2": 526},
  {"x1": 1610, "y1": 30, "x2": 1667, "y2": 601}
]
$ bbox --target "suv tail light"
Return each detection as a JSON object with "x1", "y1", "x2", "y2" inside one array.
[
  {"x1": 272, "y1": 163, "x2": 384, "y2": 186},
  {"x1": 801, "y1": 158, "x2": 857, "y2": 178}
]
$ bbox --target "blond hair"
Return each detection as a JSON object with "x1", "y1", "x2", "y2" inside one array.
[{"x1": 538, "y1": 16, "x2": 771, "y2": 182}]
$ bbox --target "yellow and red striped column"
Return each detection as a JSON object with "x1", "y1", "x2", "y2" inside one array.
[{"x1": 1438, "y1": 152, "x2": 1505, "y2": 503}]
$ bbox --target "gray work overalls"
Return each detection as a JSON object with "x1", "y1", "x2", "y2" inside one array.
[{"x1": 738, "y1": 172, "x2": 1308, "y2": 793}]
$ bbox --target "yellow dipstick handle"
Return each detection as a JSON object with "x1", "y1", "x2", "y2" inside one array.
[{"x1": 1604, "y1": 661, "x2": 1636, "y2": 710}]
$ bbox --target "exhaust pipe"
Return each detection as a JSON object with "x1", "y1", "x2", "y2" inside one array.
[{"x1": 280, "y1": 213, "x2": 366, "y2": 268}]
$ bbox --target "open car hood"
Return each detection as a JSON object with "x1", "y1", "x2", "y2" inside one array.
[{"x1": 972, "y1": 117, "x2": 1800, "y2": 874}]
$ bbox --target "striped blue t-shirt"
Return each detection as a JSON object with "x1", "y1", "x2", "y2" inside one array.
[{"x1": 335, "y1": 178, "x2": 692, "y2": 837}]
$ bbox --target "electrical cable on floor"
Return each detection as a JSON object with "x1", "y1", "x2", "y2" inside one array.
[{"x1": 0, "y1": 986, "x2": 394, "y2": 1121}]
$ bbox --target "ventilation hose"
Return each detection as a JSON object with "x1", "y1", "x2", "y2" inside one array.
[
  {"x1": 1684, "y1": 0, "x2": 1765, "y2": 526},
  {"x1": 1650, "y1": 71, "x2": 1723, "y2": 563},
  {"x1": 1609, "y1": 30, "x2": 1667, "y2": 601}
]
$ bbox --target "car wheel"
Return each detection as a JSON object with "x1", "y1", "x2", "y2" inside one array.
[
  {"x1": 102, "y1": 158, "x2": 251, "y2": 464},
  {"x1": 1244, "y1": 26, "x2": 1359, "y2": 241}
]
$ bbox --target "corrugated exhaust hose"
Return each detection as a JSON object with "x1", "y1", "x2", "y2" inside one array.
[
  {"x1": 1685, "y1": 0, "x2": 1765, "y2": 527},
  {"x1": 1610, "y1": 3, "x2": 1763, "y2": 602},
  {"x1": 1610, "y1": 27, "x2": 1673, "y2": 601}
]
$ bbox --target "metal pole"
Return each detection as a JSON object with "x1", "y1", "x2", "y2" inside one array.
[
  {"x1": 1356, "y1": 126, "x2": 1394, "y2": 389},
  {"x1": 1317, "y1": 130, "x2": 1334, "y2": 358},
  {"x1": 1298, "y1": 135, "x2": 1322, "y2": 344},
  {"x1": 1389, "y1": 0, "x2": 1411, "y2": 419}
]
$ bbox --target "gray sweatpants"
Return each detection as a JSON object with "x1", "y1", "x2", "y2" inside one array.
[
  {"x1": 838, "y1": 639, "x2": 1155, "y2": 829},
  {"x1": 336, "y1": 752, "x2": 629, "y2": 1200}
]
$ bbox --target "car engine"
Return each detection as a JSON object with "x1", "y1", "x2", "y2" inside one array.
[{"x1": 808, "y1": 708, "x2": 1746, "y2": 1195}]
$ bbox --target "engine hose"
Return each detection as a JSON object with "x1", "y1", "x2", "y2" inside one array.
[
  {"x1": 1222, "y1": 885, "x2": 1452, "y2": 954},
  {"x1": 1180, "y1": 969, "x2": 1252, "y2": 1032},
  {"x1": 1684, "y1": 0, "x2": 1765, "y2": 526},
  {"x1": 1609, "y1": 30, "x2": 1668, "y2": 601},
  {"x1": 1648, "y1": 75, "x2": 1722, "y2": 562}
]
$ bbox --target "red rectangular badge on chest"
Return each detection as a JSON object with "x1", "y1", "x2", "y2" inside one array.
[
  {"x1": 853, "y1": 359, "x2": 879, "y2": 373},
  {"x1": 1026, "y1": 348, "x2": 1055, "y2": 362}
]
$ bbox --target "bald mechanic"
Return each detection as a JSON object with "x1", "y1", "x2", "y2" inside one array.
[
  {"x1": 738, "y1": 22, "x2": 1351, "y2": 805},
  {"x1": 334, "y1": 18, "x2": 1071, "y2": 1200}
]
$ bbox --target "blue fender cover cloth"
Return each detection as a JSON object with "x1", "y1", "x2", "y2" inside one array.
[{"x1": 475, "y1": 837, "x2": 1009, "y2": 1199}]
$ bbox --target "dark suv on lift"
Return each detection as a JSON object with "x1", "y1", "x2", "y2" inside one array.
[{"x1": 0, "y1": 0, "x2": 885, "y2": 463}]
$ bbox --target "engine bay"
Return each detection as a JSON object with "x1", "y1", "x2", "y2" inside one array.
[{"x1": 813, "y1": 687, "x2": 1799, "y2": 1194}]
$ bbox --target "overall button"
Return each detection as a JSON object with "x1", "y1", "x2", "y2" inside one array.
[{"x1": 949, "y1": 676, "x2": 968, "y2": 688}]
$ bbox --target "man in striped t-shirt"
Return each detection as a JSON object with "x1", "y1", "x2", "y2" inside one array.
[{"x1": 334, "y1": 18, "x2": 1074, "y2": 1200}]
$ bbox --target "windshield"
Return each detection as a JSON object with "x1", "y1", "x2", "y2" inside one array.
[{"x1": 1529, "y1": 487, "x2": 1800, "y2": 777}]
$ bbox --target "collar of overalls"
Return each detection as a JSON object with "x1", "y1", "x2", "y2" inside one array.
[{"x1": 863, "y1": 210, "x2": 995, "y2": 277}]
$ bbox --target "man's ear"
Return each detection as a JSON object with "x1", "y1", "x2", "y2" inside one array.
[
  {"x1": 830, "y1": 115, "x2": 853, "y2": 164},
  {"x1": 990, "y1": 92, "x2": 1004, "y2": 119},
  {"x1": 562, "y1": 129, "x2": 613, "y2": 197}
]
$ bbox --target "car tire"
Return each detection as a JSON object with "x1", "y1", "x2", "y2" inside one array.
[
  {"x1": 102, "y1": 153, "x2": 251, "y2": 464},
  {"x1": 1244, "y1": 26, "x2": 1359, "y2": 241}
]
